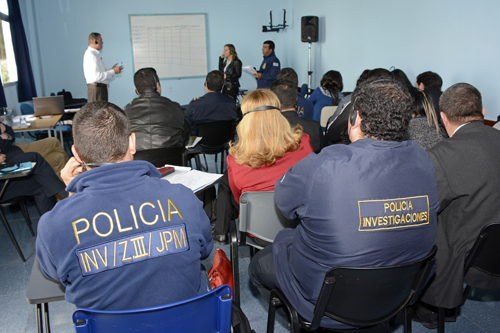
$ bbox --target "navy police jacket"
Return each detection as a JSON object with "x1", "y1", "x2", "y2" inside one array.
[
  {"x1": 36, "y1": 161, "x2": 213, "y2": 310},
  {"x1": 295, "y1": 93, "x2": 314, "y2": 119},
  {"x1": 186, "y1": 92, "x2": 237, "y2": 134},
  {"x1": 273, "y1": 139, "x2": 438, "y2": 329},
  {"x1": 257, "y1": 51, "x2": 280, "y2": 89}
]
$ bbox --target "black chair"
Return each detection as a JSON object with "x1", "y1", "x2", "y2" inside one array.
[
  {"x1": 0, "y1": 196, "x2": 35, "y2": 262},
  {"x1": 267, "y1": 246, "x2": 437, "y2": 333},
  {"x1": 436, "y1": 223, "x2": 500, "y2": 333},
  {"x1": 189, "y1": 120, "x2": 235, "y2": 173},
  {"x1": 134, "y1": 146, "x2": 187, "y2": 167}
]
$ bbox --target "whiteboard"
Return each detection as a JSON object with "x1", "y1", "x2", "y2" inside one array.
[{"x1": 129, "y1": 14, "x2": 208, "y2": 80}]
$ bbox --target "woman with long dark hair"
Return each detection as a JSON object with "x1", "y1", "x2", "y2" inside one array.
[
  {"x1": 219, "y1": 44, "x2": 242, "y2": 100},
  {"x1": 308, "y1": 70, "x2": 344, "y2": 123}
]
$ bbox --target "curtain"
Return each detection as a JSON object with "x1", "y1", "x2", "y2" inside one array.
[
  {"x1": 8, "y1": 0, "x2": 37, "y2": 102},
  {"x1": 0, "y1": 80, "x2": 6, "y2": 107}
]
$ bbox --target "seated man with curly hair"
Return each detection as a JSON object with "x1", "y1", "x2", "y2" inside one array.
[{"x1": 249, "y1": 78, "x2": 439, "y2": 330}]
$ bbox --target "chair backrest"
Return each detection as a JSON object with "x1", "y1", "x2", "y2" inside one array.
[
  {"x1": 239, "y1": 191, "x2": 299, "y2": 243},
  {"x1": 310, "y1": 246, "x2": 437, "y2": 328},
  {"x1": 73, "y1": 285, "x2": 232, "y2": 333},
  {"x1": 320, "y1": 106, "x2": 337, "y2": 127},
  {"x1": 194, "y1": 120, "x2": 235, "y2": 148},
  {"x1": 20, "y1": 103, "x2": 34, "y2": 115},
  {"x1": 464, "y1": 223, "x2": 500, "y2": 277},
  {"x1": 134, "y1": 146, "x2": 187, "y2": 167},
  {"x1": 299, "y1": 83, "x2": 308, "y2": 97}
]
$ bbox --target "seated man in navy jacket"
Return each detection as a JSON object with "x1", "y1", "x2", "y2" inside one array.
[
  {"x1": 249, "y1": 78, "x2": 439, "y2": 330},
  {"x1": 36, "y1": 101, "x2": 213, "y2": 310},
  {"x1": 277, "y1": 68, "x2": 313, "y2": 119},
  {"x1": 186, "y1": 70, "x2": 237, "y2": 135}
]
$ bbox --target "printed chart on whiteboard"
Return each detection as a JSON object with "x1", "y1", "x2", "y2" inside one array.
[{"x1": 129, "y1": 14, "x2": 208, "y2": 79}]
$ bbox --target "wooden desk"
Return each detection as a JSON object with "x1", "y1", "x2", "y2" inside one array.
[
  {"x1": 26, "y1": 257, "x2": 66, "y2": 333},
  {"x1": 13, "y1": 114, "x2": 63, "y2": 144}
]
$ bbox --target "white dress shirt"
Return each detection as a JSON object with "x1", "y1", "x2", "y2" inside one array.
[{"x1": 83, "y1": 46, "x2": 115, "y2": 85}]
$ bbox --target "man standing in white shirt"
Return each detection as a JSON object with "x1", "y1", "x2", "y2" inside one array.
[{"x1": 83, "y1": 32, "x2": 123, "y2": 102}]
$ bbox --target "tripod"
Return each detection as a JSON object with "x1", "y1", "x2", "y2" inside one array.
[{"x1": 307, "y1": 42, "x2": 313, "y2": 97}]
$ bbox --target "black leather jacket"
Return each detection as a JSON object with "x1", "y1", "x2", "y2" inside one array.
[
  {"x1": 219, "y1": 57, "x2": 242, "y2": 91},
  {"x1": 124, "y1": 91, "x2": 190, "y2": 151}
]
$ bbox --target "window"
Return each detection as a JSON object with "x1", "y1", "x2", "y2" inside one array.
[{"x1": 0, "y1": 0, "x2": 17, "y2": 84}]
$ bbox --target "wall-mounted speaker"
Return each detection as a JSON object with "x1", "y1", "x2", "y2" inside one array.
[{"x1": 301, "y1": 16, "x2": 319, "y2": 42}]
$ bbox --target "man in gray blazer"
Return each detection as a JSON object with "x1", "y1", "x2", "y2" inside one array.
[{"x1": 414, "y1": 83, "x2": 500, "y2": 328}]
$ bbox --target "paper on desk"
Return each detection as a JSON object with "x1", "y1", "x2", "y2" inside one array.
[
  {"x1": 243, "y1": 66, "x2": 257, "y2": 75},
  {"x1": 13, "y1": 115, "x2": 36, "y2": 123},
  {"x1": 162, "y1": 165, "x2": 222, "y2": 192}
]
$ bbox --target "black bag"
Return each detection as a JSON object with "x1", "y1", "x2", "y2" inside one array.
[{"x1": 231, "y1": 302, "x2": 255, "y2": 333}]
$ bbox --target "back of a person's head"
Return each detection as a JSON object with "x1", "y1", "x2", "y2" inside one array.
[
  {"x1": 134, "y1": 68, "x2": 159, "y2": 94},
  {"x1": 355, "y1": 68, "x2": 391, "y2": 87},
  {"x1": 417, "y1": 71, "x2": 443, "y2": 90},
  {"x1": 439, "y1": 83, "x2": 483, "y2": 125},
  {"x1": 356, "y1": 69, "x2": 371, "y2": 87},
  {"x1": 321, "y1": 70, "x2": 343, "y2": 105},
  {"x1": 73, "y1": 101, "x2": 130, "y2": 163},
  {"x1": 391, "y1": 69, "x2": 413, "y2": 88},
  {"x1": 206, "y1": 70, "x2": 224, "y2": 91},
  {"x1": 277, "y1": 68, "x2": 298, "y2": 87},
  {"x1": 231, "y1": 89, "x2": 302, "y2": 169},
  {"x1": 270, "y1": 79, "x2": 297, "y2": 109},
  {"x1": 352, "y1": 78, "x2": 412, "y2": 141},
  {"x1": 413, "y1": 91, "x2": 441, "y2": 133}
]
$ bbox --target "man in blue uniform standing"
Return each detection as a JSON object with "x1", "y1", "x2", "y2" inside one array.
[
  {"x1": 249, "y1": 78, "x2": 439, "y2": 330},
  {"x1": 186, "y1": 70, "x2": 237, "y2": 134},
  {"x1": 254, "y1": 40, "x2": 280, "y2": 89}
]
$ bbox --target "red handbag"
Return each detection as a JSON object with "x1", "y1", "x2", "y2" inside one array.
[{"x1": 208, "y1": 249, "x2": 234, "y2": 296}]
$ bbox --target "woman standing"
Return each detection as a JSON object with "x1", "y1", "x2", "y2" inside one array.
[{"x1": 219, "y1": 44, "x2": 242, "y2": 100}]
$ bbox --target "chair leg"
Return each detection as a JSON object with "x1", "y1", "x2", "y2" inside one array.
[
  {"x1": 404, "y1": 306, "x2": 412, "y2": 333},
  {"x1": 0, "y1": 208, "x2": 26, "y2": 262},
  {"x1": 438, "y1": 307, "x2": 445, "y2": 333},
  {"x1": 267, "y1": 296, "x2": 279, "y2": 333},
  {"x1": 202, "y1": 154, "x2": 208, "y2": 172},
  {"x1": 220, "y1": 150, "x2": 225, "y2": 174},
  {"x1": 20, "y1": 200, "x2": 35, "y2": 236},
  {"x1": 230, "y1": 220, "x2": 240, "y2": 305}
]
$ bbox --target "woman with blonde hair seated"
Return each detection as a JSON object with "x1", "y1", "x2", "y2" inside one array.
[
  {"x1": 227, "y1": 89, "x2": 313, "y2": 203},
  {"x1": 210, "y1": 89, "x2": 314, "y2": 245}
]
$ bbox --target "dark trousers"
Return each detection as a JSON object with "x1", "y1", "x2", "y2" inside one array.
[
  {"x1": 222, "y1": 86, "x2": 239, "y2": 101},
  {"x1": 87, "y1": 85, "x2": 108, "y2": 102},
  {"x1": 214, "y1": 171, "x2": 238, "y2": 236},
  {"x1": 248, "y1": 245, "x2": 280, "y2": 302},
  {"x1": 1, "y1": 152, "x2": 65, "y2": 215}
]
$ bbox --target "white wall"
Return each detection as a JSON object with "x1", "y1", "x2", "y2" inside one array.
[
  {"x1": 16, "y1": 0, "x2": 500, "y2": 120},
  {"x1": 20, "y1": 0, "x2": 289, "y2": 108}
]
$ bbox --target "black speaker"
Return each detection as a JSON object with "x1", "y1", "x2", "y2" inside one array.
[{"x1": 301, "y1": 16, "x2": 319, "y2": 42}]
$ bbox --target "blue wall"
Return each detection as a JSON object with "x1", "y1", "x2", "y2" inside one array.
[{"x1": 13, "y1": 0, "x2": 500, "y2": 120}]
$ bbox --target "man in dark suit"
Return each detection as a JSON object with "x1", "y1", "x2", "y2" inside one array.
[
  {"x1": 414, "y1": 83, "x2": 500, "y2": 328},
  {"x1": 270, "y1": 79, "x2": 324, "y2": 153}
]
